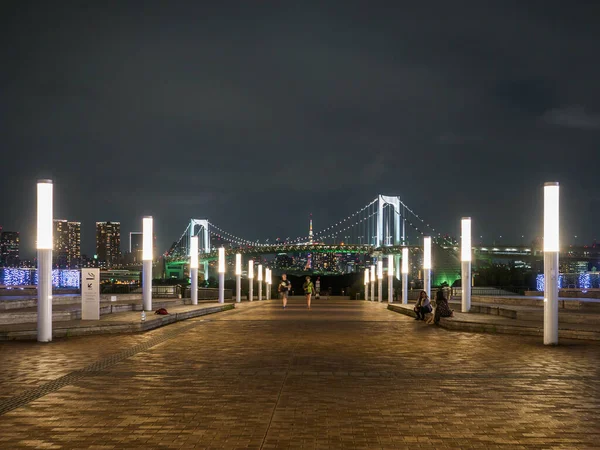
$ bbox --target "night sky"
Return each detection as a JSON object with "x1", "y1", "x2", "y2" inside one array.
[{"x1": 1, "y1": 2, "x2": 599, "y2": 258}]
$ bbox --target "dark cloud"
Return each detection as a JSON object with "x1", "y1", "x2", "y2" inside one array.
[
  {"x1": 542, "y1": 106, "x2": 600, "y2": 130},
  {"x1": 1, "y1": 1, "x2": 599, "y2": 257}
]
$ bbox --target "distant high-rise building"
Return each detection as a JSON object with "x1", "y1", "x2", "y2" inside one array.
[
  {"x1": 67, "y1": 221, "x2": 81, "y2": 268},
  {"x1": 96, "y1": 222, "x2": 121, "y2": 267},
  {"x1": 52, "y1": 220, "x2": 81, "y2": 268},
  {"x1": 0, "y1": 230, "x2": 20, "y2": 267},
  {"x1": 53, "y1": 220, "x2": 69, "y2": 268},
  {"x1": 130, "y1": 232, "x2": 143, "y2": 263}
]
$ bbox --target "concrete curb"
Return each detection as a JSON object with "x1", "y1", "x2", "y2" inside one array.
[
  {"x1": 387, "y1": 304, "x2": 600, "y2": 341},
  {"x1": 0, "y1": 304, "x2": 235, "y2": 341}
]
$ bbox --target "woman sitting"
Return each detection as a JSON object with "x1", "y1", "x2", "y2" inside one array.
[
  {"x1": 413, "y1": 290, "x2": 432, "y2": 320},
  {"x1": 433, "y1": 288, "x2": 454, "y2": 324}
]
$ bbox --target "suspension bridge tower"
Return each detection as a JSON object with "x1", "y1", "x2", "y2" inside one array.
[{"x1": 376, "y1": 195, "x2": 406, "y2": 279}]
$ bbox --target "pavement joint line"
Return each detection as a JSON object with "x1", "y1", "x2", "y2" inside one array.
[
  {"x1": 259, "y1": 338, "x2": 299, "y2": 450},
  {"x1": 0, "y1": 310, "x2": 233, "y2": 417}
]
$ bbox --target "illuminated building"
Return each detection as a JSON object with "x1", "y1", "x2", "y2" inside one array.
[
  {"x1": 130, "y1": 232, "x2": 143, "y2": 263},
  {"x1": 96, "y1": 222, "x2": 121, "y2": 268},
  {"x1": 53, "y1": 220, "x2": 69, "y2": 268},
  {"x1": 0, "y1": 230, "x2": 20, "y2": 267},
  {"x1": 53, "y1": 220, "x2": 81, "y2": 268},
  {"x1": 67, "y1": 222, "x2": 81, "y2": 268}
]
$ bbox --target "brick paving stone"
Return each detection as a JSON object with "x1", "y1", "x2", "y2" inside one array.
[{"x1": 0, "y1": 298, "x2": 599, "y2": 449}]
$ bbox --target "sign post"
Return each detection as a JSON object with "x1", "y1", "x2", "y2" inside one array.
[{"x1": 81, "y1": 268, "x2": 100, "y2": 320}]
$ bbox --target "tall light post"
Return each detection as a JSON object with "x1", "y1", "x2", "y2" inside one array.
[
  {"x1": 266, "y1": 268, "x2": 272, "y2": 300},
  {"x1": 401, "y1": 247, "x2": 409, "y2": 305},
  {"x1": 423, "y1": 236, "x2": 431, "y2": 299},
  {"x1": 370, "y1": 264, "x2": 376, "y2": 301},
  {"x1": 387, "y1": 254, "x2": 394, "y2": 303},
  {"x1": 235, "y1": 253, "x2": 242, "y2": 303},
  {"x1": 248, "y1": 260, "x2": 254, "y2": 302},
  {"x1": 377, "y1": 260, "x2": 383, "y2": 302},
  {"x1": 461, "y1": 217, "x2": 472, "y2": 312},
  {"x1": 257, "y1": 264, "x2": 263, "y2": 301},
  {"x1": 142, "y1": 216, "x2": 153, "y2": 312},
  {"x1": 364, "y1": 268, "x2": 370, "y2": 301},
  {"x1": 37, "y1": 180, "x2": 53, "y2": 342},
  {"x1": 190, "y1": 236, "x2": 198, "y2": 305},
  {"x1": 218, "y1": 247, "x2": 225, "y2": 304},
  {"x1": 544, "y1": 182, "x2": 560, "y2": 345}
]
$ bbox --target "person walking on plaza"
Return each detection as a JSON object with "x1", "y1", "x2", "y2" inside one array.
[
  {"x1": 315, "y1": 276, "x2": 321, "y2": 299},
  {"x1": 414, "y1": 290, "x2": 432, "y2": 320},
  {"x1": 278, "y1": 274, "x2": 291, "y2": 309},
  {"x1": 303, "y1": 276, "x2": 314, "y2": 309}
]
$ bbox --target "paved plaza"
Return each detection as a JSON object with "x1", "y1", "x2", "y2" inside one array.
[{"x1": 0, "y1": 298, "x2": 599, "y2": 449}]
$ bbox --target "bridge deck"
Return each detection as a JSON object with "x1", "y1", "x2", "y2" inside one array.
[{"x1": 0, "y1": 299, "x2": 598, "y2": 448}]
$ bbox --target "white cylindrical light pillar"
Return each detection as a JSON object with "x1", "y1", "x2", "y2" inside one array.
[
  {"x1": 423, "y1": 236, "x2": 431, "y2": 299},
  {"x1": 370, "y1": 264, "x2": 376, "y2": 301},
  {"x1": 377, "y1": 260, "x2": 383, "y2": 302},
  {"x1": 235, "y1": 253, "x2": 242, "y2": 303},
  {"x1": 401, "y1": 247, "x2": 409, "y2": 305},
  {"x1": 461, "y1": 217, "x2": 472, "y2": 313},
  {"x1": 190, "y1": 236, "x2": 199, "y2": 305},
  {"x1": 142, "y1": 216, "x2": 153, "y2": 311},
  {"x1": 364, "y1": 268, "x2": 370, "y2": 301},
  {"x1": 218, "y1": 247, "x2": 225, "y2": 304},
  {"x1": 387, "y1": 254, "x2": 394, "y2": 303},
  {"x1": 257, "y1": 264, "x2": 263, "y2": 301},
  {"x1": 248, "y1": 260, "x2": 254, "y2": 302},
  {"x1": 37, "y1": 180, "x2": 53, "y2": 342},
  {"x1": 544, "y1": 182, "x2": 560, "y2": 345},
  {"x1": 266, "y1": 268, "x2": 272, "y2": 300}
]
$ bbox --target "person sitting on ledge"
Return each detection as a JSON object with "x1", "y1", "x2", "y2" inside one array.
[
  {"x1": 432, "y1": 288, "x2": 454, "y2": 324},
  {"x1": 414, "y1": 290, "x2": 431, "y2": 320}
]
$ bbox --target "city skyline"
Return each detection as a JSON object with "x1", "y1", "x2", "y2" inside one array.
[{"x1": 1, "y1": 215, "x2": 598, "y2": 266}]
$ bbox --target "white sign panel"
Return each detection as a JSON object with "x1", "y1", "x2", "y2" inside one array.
[{"x1": 81, "y1": 269, "x2": 100, "y2": 320}]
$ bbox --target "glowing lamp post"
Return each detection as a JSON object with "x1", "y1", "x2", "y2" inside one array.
[
  {"x1": 461, "y1": 217, "x2": 472, "y2": 313},
  {"x1": 387, "y1": 254, "x2": 394, "y2": 303},
  {"x1": 266, "y1": 268, "x2": 272, "y2": 300},
  {"x1": 235, "y1": 253, "x2": 242, "y2": 303},
  {"x1": 218, "y1": 247, "x2": 225, "y2": 304},
  {"x1": 423, "y1": 236, "x2": 431, "y2": 298},
  {"x1": 364, "y1": 268, "x2": 370, "y2": 301},
  {"x1": 248, "y1": 260, "x2": 254, "y2": 302},
  {"x1": 377, "y1": 260, "x2": 383, "y2": 303},
  {"x1": 401, "y1": 247, "x2": 409, "y2": 305},
  {"x1": 142, "y1": 216, "x2": 153, "y2": 311},
  {"x1": 370, "y1": 264, "x2": 376, "y2": 301},
  {"x1": 257, "y1": 264, "x2": 263, "y2": 301},
  {"x1": 37, "y1": 180, "x2": 53, "y2": 342},
  {"x1": 190, "y1": 236, "x2": 199, "y2": 305},
  {"x1": 544, "y1": 182, "x2": 560, "y2": 345}
]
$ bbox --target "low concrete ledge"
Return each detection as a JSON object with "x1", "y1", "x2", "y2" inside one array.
[
  {"x1": 0, "y1": 303, "x2": 234, "y2": 341},
  {"x1": 387, "y1": 303, "x2": 600, "y2": 341}
]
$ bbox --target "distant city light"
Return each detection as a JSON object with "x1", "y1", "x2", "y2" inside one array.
[{"x1": 0, "y1": 268, "x2": 80, "y2": 288}]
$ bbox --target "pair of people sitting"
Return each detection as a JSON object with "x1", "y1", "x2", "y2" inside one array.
[{"x1": 414, "y1": 288, "x2": 454, "y2": 323}]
